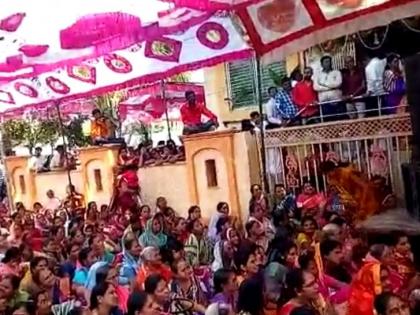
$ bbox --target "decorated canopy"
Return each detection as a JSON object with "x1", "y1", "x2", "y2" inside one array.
[
  {"x1": 0, "y1": 0, "x2": 209, "y2": 81},
  {"x1": 1, "y1": 0, "x2": 420, "y2": 116},
  {"x1": 0, "y1": 15, "x2": 250, "y2": 116},
  {"x1": 119, "y1": 82, "x2": 204, "y2": 122}
]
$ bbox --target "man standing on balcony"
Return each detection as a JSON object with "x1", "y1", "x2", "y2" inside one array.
[
  {"x1": 314, "y1": 55, "x2": 343, "y2": 121},
  {"x1": 265, "y1": 87, "x2": 283, "y2": 129},
  {"x1": 274, "y1": 77, "x2": 298, "y2": 126},
  {"x1": 341, "y1": 56, "x2": 367, "y2": 119},
  {"x1": 364, "y1": 51, "x2": 386, "y2": 116},
  {"x1": 181, "y1": 90, "x2": 219, "y2": 135},
  {"x1": 292, "y1": 66, "x2": 318, "y2": 124}
]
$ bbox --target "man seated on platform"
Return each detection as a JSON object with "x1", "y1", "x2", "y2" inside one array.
[
  {"x1": 180, "y1": 90, "x2": 219, "y2": 135},
  {"x1": 29, "y1": 147, "x2": 48, "y2": 173},
  {"x1": 50, "y1": 145, "x2": 66, "y2": 170},
  {"x1": 90, "y1": 109, "x2": 123, "y2": 145}
]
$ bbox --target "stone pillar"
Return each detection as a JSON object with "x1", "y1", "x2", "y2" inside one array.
[
  {"x1": 78, "y1": 145, "x2": 120, "y2": 205},
  {"x1": 4, "y1": 156, "x2": 35, "y2": 208},
  {"x1": 183, "y1": 130, "x2": 261, "y2": 223}
]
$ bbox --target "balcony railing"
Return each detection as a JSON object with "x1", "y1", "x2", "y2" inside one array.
[{"x1": 260, "y1": 110, "x2": 412, "y2": 201}]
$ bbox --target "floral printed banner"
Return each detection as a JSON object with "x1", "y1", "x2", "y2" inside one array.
[
  {"x1": 0, "y1": 0, "x2": 209, "y2": 81},
  {"x1": 166, "y1": 0, "x2": 420, "y2": 60},
  {"x1": 0, "y1": 16, "x2": 251, "y2": 116},
  {"x1": 237, "y1": 0, "x2": 420, "y2": 60},
  {"x1": 119, "y1": 82, "x2": 205, "y2": 119}
]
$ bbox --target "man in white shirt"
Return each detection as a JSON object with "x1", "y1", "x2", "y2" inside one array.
[
  {"x1": 50, "y1": 145, "x2": 65, "y2": 170},
  {"x1": 29, "y1": 147, "x2": 47, "y2": 172},
  {"x1": 365, "y1": 56, "x2": 386, "y2": 96},
  {"x1": 314, "y1": 55, "x2": 343, "y2": 121},
  {"x1": 364, "y1": 53, "x2": 386, "y2": 116},
  {"x1": 44, "y1": 189, "x2": 61, "y2": 211},
  {"x1": 265, "y1": 86, "x2": 283, "y2": 129}
]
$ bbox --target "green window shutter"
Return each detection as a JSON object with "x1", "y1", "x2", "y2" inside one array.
[
  {"x1": 260, "y1": 61, "x2": 287, "y2": 103},
  {"x1": 227, "y1": 58, "x2": 287, "y2": 109},
  {"x1": 226, "y1": 59, "x2": 255, "y2": 108}
]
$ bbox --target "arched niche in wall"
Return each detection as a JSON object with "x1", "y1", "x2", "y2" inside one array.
[
  {"x1": 85, "y1": 159, "x2": 111, "y2": 205},
  {"x1": 192, "y1": 148, "x2": 229, "y2": 218}
]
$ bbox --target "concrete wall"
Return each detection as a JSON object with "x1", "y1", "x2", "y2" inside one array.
[
  {"x1": 138, "y1": 163, "x2": 191, "y2": 217},
  {"x1": 5, "y1": 132, "x2": 262, "y2": 222},
  {"x1": 5, "y1": 146, "x2": 120, "y2": 209},
  {"x1": 203, "y1": 53, "x2": 301, "y2": 126},
  {"x1": 34, "y1": 170, "x2": 84, "y2": 205}
]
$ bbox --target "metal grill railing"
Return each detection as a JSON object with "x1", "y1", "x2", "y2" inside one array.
[{"x1": 260, "y1": 113, "x2": 413, "y2": 200}]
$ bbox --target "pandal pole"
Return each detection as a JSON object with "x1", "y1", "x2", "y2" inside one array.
[
  {"x1": 160, "y1": 80, "x2": 172, "y2": 141},
  {"x1": 254, "y1": 54, "x2": 269, "y2": 193},
  {"x1": 0, "y1": 117, "x2": 14, "y2": 214},
  {"x1": 54, "y1": 101, "x2": 73, "y2": 188}
]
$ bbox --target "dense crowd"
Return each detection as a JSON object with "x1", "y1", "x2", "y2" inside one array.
[{"x1": 0, "y1": 177, "x2": 417, "y2": 315}]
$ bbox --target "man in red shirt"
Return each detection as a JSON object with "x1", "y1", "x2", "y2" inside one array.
[
  {"x1": 292, "y1": 67, "x2": 318, "y2": 124},
  {"x1": 180, "y1": 90, "x2": 218, "y2": 135}
]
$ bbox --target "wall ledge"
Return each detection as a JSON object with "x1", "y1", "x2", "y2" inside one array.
[
  {"x1": 182, "y1": 129, "x2": 239, "y2": 142},
  {"x1": 139, "y1": 162, "x2": 187, "y2": 170},
  {"x1": 80, "y1": 145, "x2": 120, "y2": 153},
  {"x1": 35, "y1": 169, "x2": 82, "y2": 176}
]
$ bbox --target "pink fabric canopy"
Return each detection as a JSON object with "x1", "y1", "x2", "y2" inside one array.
[
  {"x1": 1, "y1": 0, "x2": 420, "y2": 117},
  {"x1": 0, "y1": 15, "x2": 251, "y2": 117},
  {"x1": 0, "y1": 0, "x2": 210, "y2": 81},
  {"x1": 119, "y1": 82, "x2": 205, "y2": 120}
]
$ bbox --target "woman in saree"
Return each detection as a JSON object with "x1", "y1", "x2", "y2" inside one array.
[
  {"x1": 320, "y1": 161, "x2": 385, "y2": 222},
  {"x1": 347, "y1": 260, "x2": 392, "y2": 315},
  {"x1": 110, "y1": 170, "x2": 141, "y2": 213},
  {"x1": 383, "y1": 54, "x2": 406, "y2": 115},
  {"x1": 184, "y1": 218, "x2": 212, "y2": 268},
  {"x1": 139, "y1": 214, "x2": 168, "y2": 249},
  {"x1": 85, "y1": 261, "x2": 129, "y2": 313},
  {"x1": 298, "y1": 251, "x2": 349, "y2": 314},
  {"x1": 385, "y1": 232, "x2": 416, "y2": 294},
  {"x1": 278, "y1": 268, "x2": 328, "y2": 315},
  {"x1": 135, "y1": 246, "x2": 172, "y2": 290},
  {"x1": 249, "y1": 184, "x2": 269, "y2": 216},
  {"x1": 64, "y1": 185, "x2": 85, "y2": 210},
  {"x1": 211, "y1": 239, "x2": 235, "y2": 272},
  {"x1": 296, "y1": 182, "x2": 326, "y2": 218},
  {"x1": 296, "y1": 216, "x2": 318, "y2": 251}
]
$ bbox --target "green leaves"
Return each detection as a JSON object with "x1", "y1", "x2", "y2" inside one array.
[{"x1": 2, "y1": 118, "x2": 60, "y2": 153}]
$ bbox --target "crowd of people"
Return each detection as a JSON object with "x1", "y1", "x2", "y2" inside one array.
[
  {"x1": 28, "y1": 135, "x2": 186, "y2": 174},
  {"x1": 29, "y1": 146, "x2": 78, "y2": 173},
  {"x1": 263, "y1": 53, "x2": 406, "y2": 127},
  {"x1": 0, "y1": 173, "x2": 417, "y2": 315},
  {"x1": 120, "y1": 141, "x2": 185, "y2": 169}
]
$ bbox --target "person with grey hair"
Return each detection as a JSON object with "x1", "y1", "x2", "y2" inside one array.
[
  {"x1": 135, "y1": 246, "x2": 172, "y2": 291},
  {"x1": 322, "y1": 223, "x2": 342, "y2": 242}
]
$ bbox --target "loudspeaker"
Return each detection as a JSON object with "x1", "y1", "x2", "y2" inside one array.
[{"x1": 401, "y1": 163, "x2": 420, "y2": 219}]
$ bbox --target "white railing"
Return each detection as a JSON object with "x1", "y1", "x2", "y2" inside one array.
[{"x1": 261, "y1": 113, "x2": 413, "y2": 200}]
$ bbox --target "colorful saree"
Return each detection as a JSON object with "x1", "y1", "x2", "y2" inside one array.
[{"x1": 346, "y1": 261, "x2": 382, "y2": 315}]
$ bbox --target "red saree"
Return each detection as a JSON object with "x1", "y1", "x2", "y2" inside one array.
[{"x1": 347, "y1": 261, "x2": 382, "y2": 315}]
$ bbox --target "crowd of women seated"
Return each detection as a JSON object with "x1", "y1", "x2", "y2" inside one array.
[{"x1": 0, "y1": 180, "x2": 418, "y2": 315}]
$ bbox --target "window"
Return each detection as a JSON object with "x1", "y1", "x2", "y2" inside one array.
[
  {"x1": 205, "y1": 159, "x2": 218, "y2": 187},
  {"x1": 226, "y1": 57, "x2": 286, "y2": 108},
  {"x1": 19, "y1": 175, "x2": 26, "y2": 194},
  {"x1": 94, "y1": 169, "x2": 103, "y2": 192}
]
